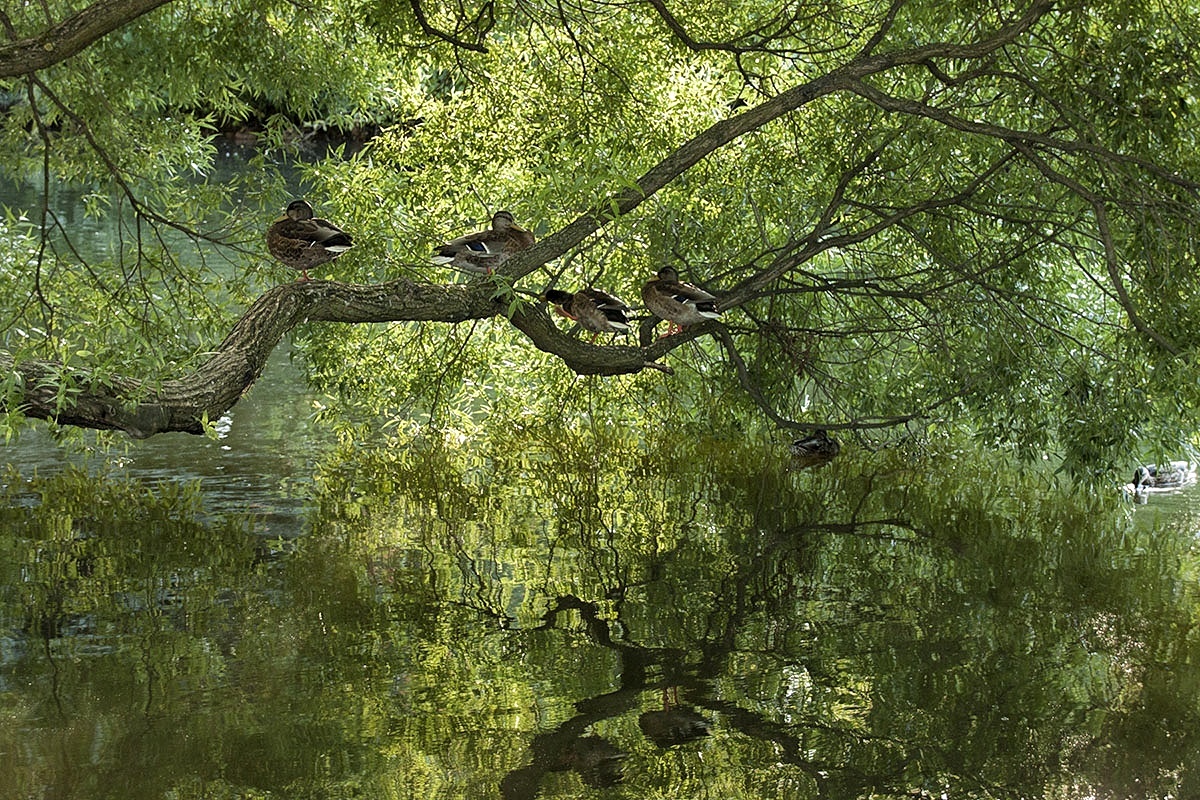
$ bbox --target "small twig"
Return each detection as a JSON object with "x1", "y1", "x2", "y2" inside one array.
[{"x1": 408, "y1": 0, "x2": 491, "y2": 52}]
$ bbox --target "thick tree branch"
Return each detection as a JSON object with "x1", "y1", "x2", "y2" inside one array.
[
  {"x1": 507, "y1": 303, "x2": 676, "y2": 376},
  {"x1": 0, "y1": 0, "x2": 172, "y2": 77},
  {"x1": 0, "y1": 0, "x2": 1057, "y2": 438},
  {"x1": 0, "y1": 278, "x2": 685, "y2": 437}
]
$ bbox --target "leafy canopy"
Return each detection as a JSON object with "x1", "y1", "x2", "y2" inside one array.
[{"x1": 0, "y1": 0, "x2": 1198, "y2": 472}]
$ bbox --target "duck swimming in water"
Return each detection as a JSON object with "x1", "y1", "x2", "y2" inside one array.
[{"x1": 1131, "y1": 461, "x2": 1195, "y2": 502}]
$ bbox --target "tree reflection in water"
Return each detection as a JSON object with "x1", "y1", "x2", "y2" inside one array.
[{"x1": 1, "y1": 431, "x2": 1199, "y2": 799}]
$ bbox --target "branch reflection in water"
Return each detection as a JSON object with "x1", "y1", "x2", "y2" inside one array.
[{"x1": 4, "y1": 422, "x2": 1200, "y2": 797}]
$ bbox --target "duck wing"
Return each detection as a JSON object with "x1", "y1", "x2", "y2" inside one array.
[
  {"x1": 580, "y1": 288, "x2": 631, "y2": 328},
  {"x1": 432, "y1": 230, "x2": 507, "y2": 264},
  {"x1": 305, "y1": 218, "x2": 353, "y2": 249},
  {"x1": 665, "y1": 281, "x2": 720, "y2": 315}
]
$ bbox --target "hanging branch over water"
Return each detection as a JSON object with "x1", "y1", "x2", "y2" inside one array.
[
  {"x1": 0, "y1": 278, "x2": 681, "y2": 438},
  {"x1": 13, "y1": 0, "x2": 1182, "y2": 440}
]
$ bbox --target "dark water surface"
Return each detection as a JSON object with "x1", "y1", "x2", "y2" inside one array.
[
  {"x1": 0, "y1": 345, "x2": 320, "y2": 538},
  {"x1": 1, "y1": 410, "x2": 1199, "y2": 799}
]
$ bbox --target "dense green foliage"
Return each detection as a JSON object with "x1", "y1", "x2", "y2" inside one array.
[
  {"x1": 7, "y1": 5, "x2": 1200, "y2": 795},
  {"x1": 3, "y1": 431, "x2": 1200, "y2": 797},
  {"x1": 1, "y1": 0, "x2": 1199, "y2": 471}
]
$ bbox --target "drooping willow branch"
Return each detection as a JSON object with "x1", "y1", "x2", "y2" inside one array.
[{"x1": 845, "y1": 78, "x2": 1198, "y2": 356}]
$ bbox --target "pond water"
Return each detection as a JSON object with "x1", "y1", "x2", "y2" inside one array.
[
  {"x1": 0, "y1": 344, "x2": 321, "y2": 538},
  {"x1": 3, "y1": 151, "x2": 1200, "y2": 799},
  {"x1": 1, "y1": 410, "x2": 1199, "y2": 800}
]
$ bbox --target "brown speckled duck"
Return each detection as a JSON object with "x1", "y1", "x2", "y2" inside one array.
[
  {"x1": 541, "y1": 288, "x2": 632, "y2": 342},
  {"x1": 641, "y1": 266, "x2": 722, "y2": 335},
  {"x1": 432, "y1": 210, "x2": 535, "y2": 274},
  {"x1": 266, "y1": 199, "x2": 353, "y2": 281}
]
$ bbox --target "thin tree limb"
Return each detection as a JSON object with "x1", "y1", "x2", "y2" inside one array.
[{"x1": 408, "y1": 0, "x2": 490, "y2": 52}]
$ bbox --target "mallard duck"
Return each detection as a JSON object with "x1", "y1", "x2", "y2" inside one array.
[
  {"x1": 641, "y1": 266, "x2": 722, "y2": 335},
  {"x1": 790, "y1": 430, "x2": 840, "y2": 469},
  {"x1": 266, "y1": 199, "x2": 353, "y2": 281},
  {"x1": 1131, "y1": 461, "x2": 1195, "y2": 502},
  {"x1": 541, "y1": 288, "x2": 632, "y2": 342},
  {"x1": 431, "y1": 210, "x2": 536, "y2": 275}
]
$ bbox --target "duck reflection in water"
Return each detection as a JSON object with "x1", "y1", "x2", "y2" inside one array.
[
  {"x1": 1129, "y1": 461, "x2": 1195, "y2": 503},
  {"x1": 789, "y1": 429, "x2": 841, "y2": 470},
  {"x1": 639, "y1": 689, "x2": 711, "y2": 748},
  {"x1": 549, "y1": 735, "x2": 626, "y2": 787}
]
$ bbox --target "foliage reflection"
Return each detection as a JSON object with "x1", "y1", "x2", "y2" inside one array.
[{"x1": 2, "y1": 434, "x2": 1199, "y2": 799}]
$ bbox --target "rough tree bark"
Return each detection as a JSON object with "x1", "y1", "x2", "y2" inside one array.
[
  {"x1": 0, "y1": 0, "x2": 174, "y2": 77},
  {"x1": 0, "y1": 277, "x2": 693, "y2": 438}
]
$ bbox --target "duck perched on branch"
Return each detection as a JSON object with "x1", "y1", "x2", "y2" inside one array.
[
  {"x1": 1130, "y1": 461, "x2": 1195, "y2": 502},
  {"x1": 641, "y1": 266, "x2": 722, "y2": 335},
  {"x1": 789, "y1": 430, "x2": 840, "y2": 469},
  {"x1": 541, "y1": 288, "x2": 632, "y2": 342},
  {"x1": 432, "y1": 210, "x2": 535, "y2": 274},
  {"x1": 266, "y1": 199, "x2": 353, "y2": 281}
]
